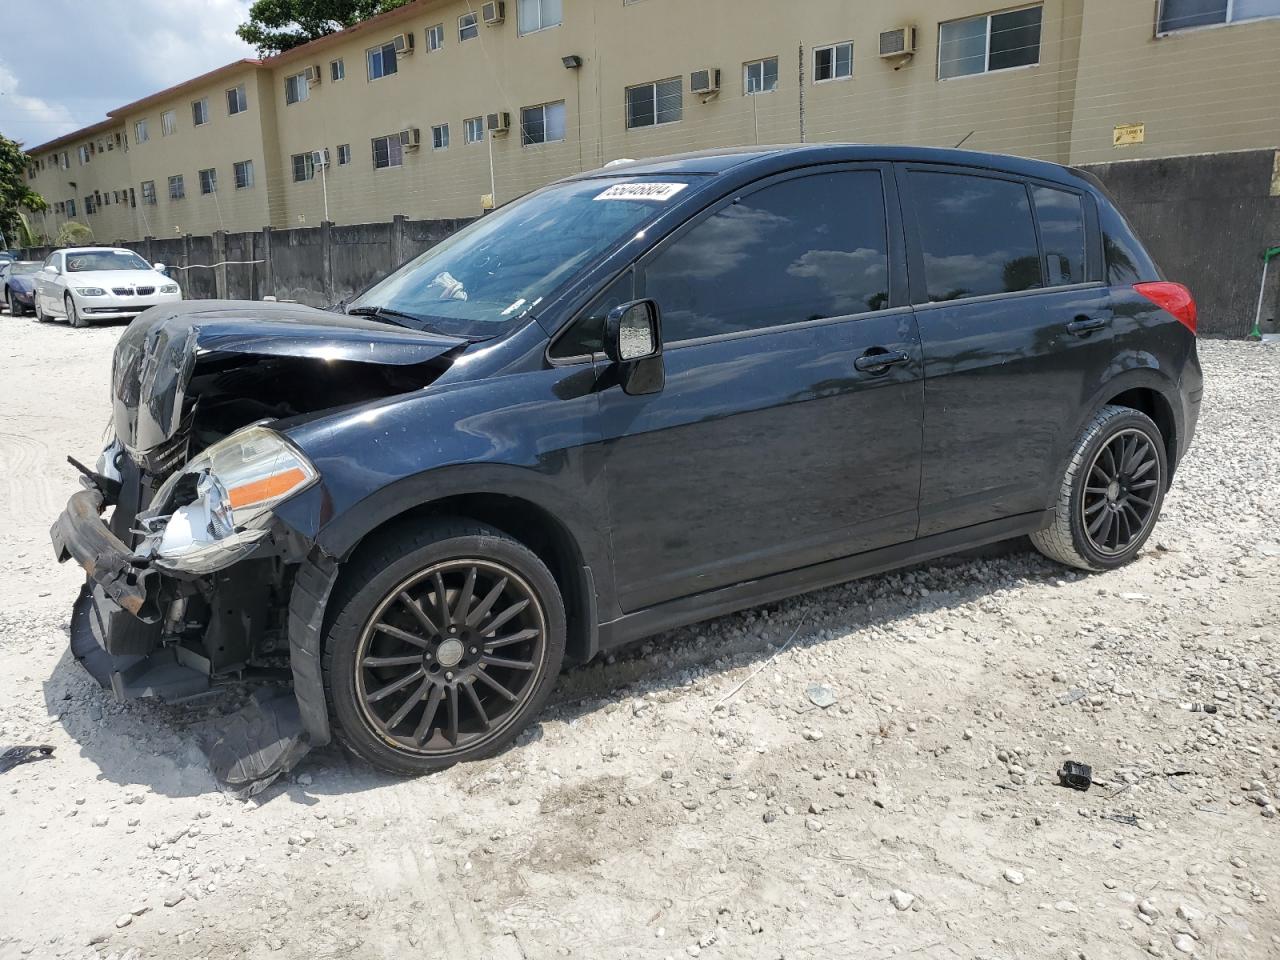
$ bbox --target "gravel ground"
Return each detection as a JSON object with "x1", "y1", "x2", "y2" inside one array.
[{"x1": 0, "y1": 315, "x2": 1277, "y2": 960}]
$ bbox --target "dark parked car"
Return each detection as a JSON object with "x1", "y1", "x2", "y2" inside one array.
[
  {"x1": 51, "y1": 145, "x2": 1200, "y2": 780},
  {"x1": 3, "y1": 260, "x2": 43, "y2": 315}
]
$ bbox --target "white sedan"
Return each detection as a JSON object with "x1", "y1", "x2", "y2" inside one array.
[{"x1": 33, "y1": 247, "x2": 181, "y2": 327}]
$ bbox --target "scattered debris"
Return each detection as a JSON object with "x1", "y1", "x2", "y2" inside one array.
[
  {"x1": 1058, "y1": 760, "x2": 1093, "y2": 791},
  {"x1": 0, "y1": 744, "x2": 55, "y2": 774},
  {"x1": 1058, "y1": 688, "x2": 1087, "y2": 706},
  {"x1": 805, "y1": 683, "x2": 837, "y2": 709}
]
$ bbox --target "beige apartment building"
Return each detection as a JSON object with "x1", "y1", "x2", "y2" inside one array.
[{"x1": 24, "y1": 0, "x2": 1280, "y2": 243}]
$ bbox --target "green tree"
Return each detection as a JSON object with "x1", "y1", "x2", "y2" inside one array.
[
  {"x1": 0, "y1": 134, "x2": 48, "y2": 250},
  {"x1": 56, "y1": 221, "x2": 93, "y2": 246},
  {"x1": 236, "y1": 0, "x2": 414, "y2": 55}
]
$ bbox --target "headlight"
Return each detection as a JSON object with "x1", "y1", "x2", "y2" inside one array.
[
  {"x1": 139, "y1": 426, "x2": 318, "y2": 572},
  {"x1": 75, "y1": 286, "x2": 106, "y2": 296},
  {"x1": 160, "y1": 284, "x2": 179, "y2": 294}
]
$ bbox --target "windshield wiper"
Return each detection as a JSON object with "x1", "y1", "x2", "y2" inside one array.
[{"x1": 345, "y1": 305, "x2": 424, "y2": 328}]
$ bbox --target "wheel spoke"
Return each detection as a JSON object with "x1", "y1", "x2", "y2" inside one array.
[
  {"x1": 362, "y1": 654, "x2": 424, "y2": 669},
  {"x1": 465, "y1": 577, "x2": 508, "y2": 629},
  {"x1": 385, "y1": 677, "x2": 432, "y2": 730},
  {"x1": 430, "y1": 571, "x2": 451, "y2": 628},
  {"x1": 1130, "y1": 458, "x2": 1157, "y2": 480},
  {"x1": 462, "y1": 680, "x2": 491, "y2": 731},
  {"x1": 483, "y1": 627, "x2": 540, "y2": 651},
  {"x1": 446, "y1": 685, "x2": 460, "y2": 745},
  {"x1": 1101, "y1": 443, "x2": 1118, "y2": 478},
  {"x1": 1084, "y1": 498, "x2": 1108, "y2": 516},
  {"x1": 1115, "y1": 508, "x2": 1131, "y2": 546},
  {"x1": 1121, "y1": 500, "x2": 1146, "y2": 527},
  {"x1": 452, "y1": 566, "x2": 477, "y2": 625},
  {"x1": 482, "y1": 654, "x2": 536, "y2": 671},
  {"x1": 374, "y1": 621, "x2": 429, "y2": 649},
  {"x1": 479, "y1": 598, "x2": 530, "y2": 637},
  {"x1": 398, "y1": 592, "x2": 440, "y2": 636},
  {"x1": 366, "y1": 668, "x2": 425, "y2": 703},
  {"x1": 1130, "y1": 478, "x2": 1159, "y2": 490},
  {"x1": 412, "y1": 685, "x2": 445, "y2": 745},
  {"x1": 474, "y1": 669, "x2": 519, "y2": 702},
  {"x1": 1088, "y1": 507, "x2": 1110, "y2": 537}
]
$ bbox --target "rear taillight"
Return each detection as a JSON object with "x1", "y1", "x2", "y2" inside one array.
[{"x1": 1134, "y1": 281, "x2": 1196, "y2": 335}]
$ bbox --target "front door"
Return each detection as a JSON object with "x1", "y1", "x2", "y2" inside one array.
[{"x1": 599, "y1": 166, "x2": 925, "y2": 613}]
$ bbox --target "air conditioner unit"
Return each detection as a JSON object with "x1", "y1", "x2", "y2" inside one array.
[
  {"x1": 482, "y1": 1, "x2": 505, "y2": 24},
  {"x1": 690, "y1": 68, "x2": 721, "y2": 94},
  {"x1": 400, "y1": 127, "x2": 421, "y2": 149},
  {"x1": 393, "y1": 32, "x2": 414, "y2": 55},
  {"x1": 486, "y1": 111, "x2": 511, "y2": 135},
  {"x1": 304, "y1": 64, "x2": 322, "y2": 84},
  {"x1": 311, "y1": 148, "x2": 330, "y2": 167},
  {"x1": 879, "y1": 26, "x2": 917, "y2": 58}
]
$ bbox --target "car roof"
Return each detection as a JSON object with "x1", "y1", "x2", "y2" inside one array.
[{"x1": 61, "y1": 247, "x2": 137, "y2": 255}]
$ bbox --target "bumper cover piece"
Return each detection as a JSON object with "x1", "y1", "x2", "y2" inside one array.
[
  {"x1": 52, "y1": 488, "x2": 160, "y2": 622},
  {"x1": 201, "y1": 688, "x2": 311, "y2": 799}
]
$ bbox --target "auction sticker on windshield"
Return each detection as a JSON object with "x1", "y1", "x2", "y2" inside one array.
[{"x1": 594, "y1": 182, "x2": 688, "y2": 202}]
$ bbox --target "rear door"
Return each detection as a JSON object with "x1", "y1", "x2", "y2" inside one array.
[
  {"x1": 599, "y1": 165, "x2": 925, "y2": 612},
  {"x1": 899, "y1": 165, "x2": 1113, "y2": 535}
]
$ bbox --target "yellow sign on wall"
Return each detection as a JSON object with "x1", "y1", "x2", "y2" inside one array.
[{"x1": 1113, "y1": 122, "x2": 1146, "y2": 147}]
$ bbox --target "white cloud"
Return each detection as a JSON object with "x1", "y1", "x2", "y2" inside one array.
[{"x1": 0, "y1": 61, "x2": 80, "y2": 147}]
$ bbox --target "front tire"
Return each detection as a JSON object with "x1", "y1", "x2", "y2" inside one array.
[
  {"x1": 323, "y1": 519, "x2": 566, "y2": 776},
  {"x1": 1031, "y1": 404, "x2": 1168, "y2": 571},
  {"x1": 65, "y1": 294, "x2": 88, "y2": 328}
]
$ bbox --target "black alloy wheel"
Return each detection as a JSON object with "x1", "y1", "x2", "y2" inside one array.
[{"x1": 1080, "y1": 427, "x2": 1161, "y2": 556}]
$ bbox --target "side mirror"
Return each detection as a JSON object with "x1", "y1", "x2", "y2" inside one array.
[
  {"x1": 41, "y1": 265, "x2": 57, "y2": 275},
  {"x1": 604, "y1": 299, "x2": 664, "y2": 396},
  {"x1": 152, "y1": 262, "x2": 166, "y2": 273}
]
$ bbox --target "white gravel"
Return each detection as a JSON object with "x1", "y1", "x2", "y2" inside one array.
[{"x1": 1, "y1": 317, "x2": 1278, "y2": 959}]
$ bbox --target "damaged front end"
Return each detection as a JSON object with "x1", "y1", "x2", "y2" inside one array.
[{"x1": 50, "y1": 300, "x2": 464, "y2": 794}]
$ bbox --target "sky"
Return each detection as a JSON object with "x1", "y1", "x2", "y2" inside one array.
[{"x1": 0, "y1": 0, "x2": 256, "y2": 151}]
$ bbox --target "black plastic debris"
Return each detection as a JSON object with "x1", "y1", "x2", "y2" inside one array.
[
  {"x1": 0, "y1": 744, "x2": 55, "y2": 774},
  {"x1": 1058, "y1": 760, "x2": 1093, "y2": 791},
  {"x1": 200, "y1": 689, "x2": 311, "y2": 800}
]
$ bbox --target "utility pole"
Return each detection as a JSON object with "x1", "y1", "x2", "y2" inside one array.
[{"x1": 317, "y1": 149, "x2": 330, "y2": 222}]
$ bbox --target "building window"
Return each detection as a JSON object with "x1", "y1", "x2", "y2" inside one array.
[
  {"x1": 521, "y1": 100, "x2": 566, "y2": 144},
  {"x1": 939, "y1": 6, "x2": 1043, "y2": 79},
  {"x1": 367, "y1": 42, "x2": 398, "y2": 80},
  {"x1": 459, "y1": 12, "x2": 479, "y2": 40},
  {"x1": 1158, "y1": 0, "x2": 1280, "y2": 32},
  {"x1": 464, "y1": 116, "x2": 486, "y2": 143},
  {"x1": 813, "y1": 42, "x2": 853, "y2": 82},
  {"x1": 141, "y1": 180, "x2": 156, "y2": 205},
  {"x1": 426, "y1": 22, "x2": 445, "y2": 51},
  {"x1": 518, "y1": 0, "x2": 562, "y2": 34},
  {"x1": 744, "y1": 56, "x2": 778, "y2": 94},
  {"x1": 372, "y1": 134, "x2": 405, "y2": 169},
  {"x1": 199, "y1": 168, "x2": 217, "y2": 194},
  {"x1": 66, "y1": 199, "x2": 76, "y2": 218},
  {"x1": 168, "y1": 175, "x2": 185, "y2": 200},
  {"x1": 292, "y1": 152, "x2": 316, "y2": 181},
  {"x1": 161, "y1": 110, "x2": 177, "y2": 135},
  {"x1": 77, "y1": 145, "x2": 90, "y2": 164},
  {"x1": 625, "y1": 78, "x2": 681, "y2": 129},
  {"x1": 233, "y1": 160, "x2": 254, "y2": 189},
  {"x1": 227, "y1": 84, "x2": 248, "y2": 115},
  {"x1": 85, "y1": 195, "x2": 96, "y2": 215},
  {"x1": 285, "y1": 72, "x2": 310, "y2": 104},
  {"x1": 336, "y1": 143, "x2": 351, "y2": 165},
  {"x1": 192, "y1": 97, "x2": 209, "y2": 126},
  {"x1": 432, "y1": 123, "x2": 450, "y2": 149},
  {"x1": 331, "y1": 58, "x2": 345, "y2": 81}
]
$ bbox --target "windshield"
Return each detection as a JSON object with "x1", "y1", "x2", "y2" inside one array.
[
  {"x1": 348, "y1": 176, "x2": 696, "y2": 336},
  {"x1": 66, "y1": 250, "x2": 152, "y2": 272},
  {"x1": 10, "y1": 262, "x2": 41, "y2": 276}
]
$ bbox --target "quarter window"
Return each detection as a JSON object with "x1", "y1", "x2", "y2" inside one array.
[
  {"x1": 331, "y1": 58, "x2": 345, "y2": 81},
  {"x1": 626, "y1": 77, "x2": 682, "y2": 128},
  {"x1": 432, "y1": 123, "x2": 450, "y2": 149},
  {"x1": 744, "y1": 56, "x2": 778, "y2": 94},
  {"x1": 813, "y1": 42, "x2": 853, "y2": 82},
  {"x1": 168, "y1": 174, "x2": 185, "y2": 200},
  {"x1": 161, "y1": 110, "x2": 177, "y2": 135},
  {"x1": 1159, "y1": 0, "x2": 1280, "y2": 31},
  {"x1": 939, "y1": 6, "x2": 1043, "y2": 79},
  {"x1": 227, "y1": 84, "x2": 248, "y2": 115},
  {"x1": 518, "y1": 0, "x2": 562, "y2": 34},
  {"x1": 909, "y1": 171, "x2": 1041, "y2": 302},
  {"x1": 644, "y1": 171, "x2": 891, "y2": 343},
  {"x1": 337, "y1": 143, "x2": 352, "y2": 165},
  {"x1": 233, "y1": 160, "x2": 254, "y2": 189},
  {"x1": 426, "y1": 23, "x2": 445, "y2": 50},
  {"x1": 192, "y1": 97, "x2": 209, "y2": 126},
  {"x1": 464, "y1": 116, "x2": 486, "y2": 143},
  {"x1": 367, "y1": 42, "x2": 398, "y2": 80},
  {"x1": 372, "y1": 134, "x2": 404, "y2": 169},
  {"x1": 521, "y1": 101, "x2": 566, "y2": 144},
  {"x1": 459, "y1": 12, "x2": 479, "y2": 40},
  {"x1": 285, "y1": 72, "x2": 309, "y2": 104},
  {"x1": 1031, "y1": 185, "x2": 1086, "y2": 286},
  {"x1": 198, "y1": 168, "x2": 217, "y2": 194}
]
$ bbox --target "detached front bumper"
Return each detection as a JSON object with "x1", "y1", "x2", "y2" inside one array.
[{"x1": 50, "y1": 488, "x2": 160, "y2": 622}]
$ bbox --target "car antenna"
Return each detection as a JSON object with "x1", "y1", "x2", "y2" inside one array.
[{"x1": 953, "y1": 130, "x2": 975, "y2": 149}]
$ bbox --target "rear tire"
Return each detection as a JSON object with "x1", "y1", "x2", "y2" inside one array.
[
  {"x1": 66, "y1": 294, "x2": 88, "y2": 328},
  {"x1": 1031, "y1": 404, "x2": 1167, "y2": 571},
  {"x1": 322, "y1": 519, "x2": 566, "y2": 776}
]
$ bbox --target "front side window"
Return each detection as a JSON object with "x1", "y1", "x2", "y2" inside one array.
[
  {"x1": 161, "y1": 110, "x2": 177, "y2": 135},
  {"x1": 744, "y1": 56, "x2": 779, "y2": 94},
  {"x1": 168, "y1": 174, "x2": 185, "y2": 200},
  {"x1": 292, "y1": 152, "x2": 316, "y2": 181},
  {"x1": 521, "y1": 101, "x2": 566, "y2": 144},
  {"x1": 192, "y1": 97, "x2": 209, "y2": 126},
  {"x1": 939, "y1": 6, "x2": 1043, "y2": 79},
  {"x1": 459, "y1": 12, "x2": 479, "y2": 40},
  {"x1": 626, "y1": 77, "x2": 682, "y2": 128},
  {"x1": 426, "y1": 23, "x2": 445, "y2": 50},
  {"x1": 285, "y1": 72, "x2": 309, "y2": 104},
  {"x1": 432, "y1": 123, "x2": 449, "y2": 149},
  {"x1": 227, "y1": 84, "x2": 248, "y2": 115},
  {"x1": 1159, "y1": 0, "x2": 1280, "y2": 31},
  {"x1": 909, "y1": 171, "x2": 1041, "y2": 301},
  {"x1": 518, "y1": 0, "x2": 563, "y2": 34},
  {"x1": 1031, "y1": 185, "x2": 1086, "y2": 286},
  {"x1": 464, "y1": 116, "x2": 486, "y2": 143},
  {"x1": 644, "y1": 171, "x2": 890, "y2": 343},
  {"x1": 199, "y1": 167, "x2": 217, "y2": 194},
  {"x1": 372, "y1": 134, "x2": 405, "y2": 169},
  {"x1": 331, "y1": 58, "x2": 345, "y2": 81},
  {"x1": 814, "y1": 42, "x2": 853, "y2": 82},
  {"x1": 141, "y1": 180, "x2": 156, "y2": 204},
  {"x1": 233, "y1": 160, "x2": 254, "y2": 189},
  {"x1": 337, "y1": 143, "x2": 352, "y2": 165},
  {"x1": 367, "y1": 42, "x2": 398, "y2": 80}
]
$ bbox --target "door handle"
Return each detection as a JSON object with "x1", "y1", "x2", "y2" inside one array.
[
  {"x1": 854, "y1": 349, "x2": 911, "y2": 373},
  {"x1": 1066, "y1": 315, "x2": 1110, "y2": 336}
]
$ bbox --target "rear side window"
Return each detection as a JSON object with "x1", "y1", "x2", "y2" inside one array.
[
  {"x1": 643, "y1": 170, "x2": 890, "y2": 343},
  {"x1": 1031, "y1": 185, "x2": 1086, "y2": 286},
  {"x1": 910, "y1": 171, "x2": 1041, "y2": 301},
  {"x1": 1098, "y1": 201, "x2": 1158, "y2": 286}
]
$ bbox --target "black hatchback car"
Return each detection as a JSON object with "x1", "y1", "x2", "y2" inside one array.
[{"x1": 52, "y1": 145, "x2": 1200, "y2": 781}]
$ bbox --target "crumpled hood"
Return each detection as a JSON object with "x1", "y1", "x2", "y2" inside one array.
[{"x1": 113, "y1": 299, "x2": 464, "y2": 455}]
